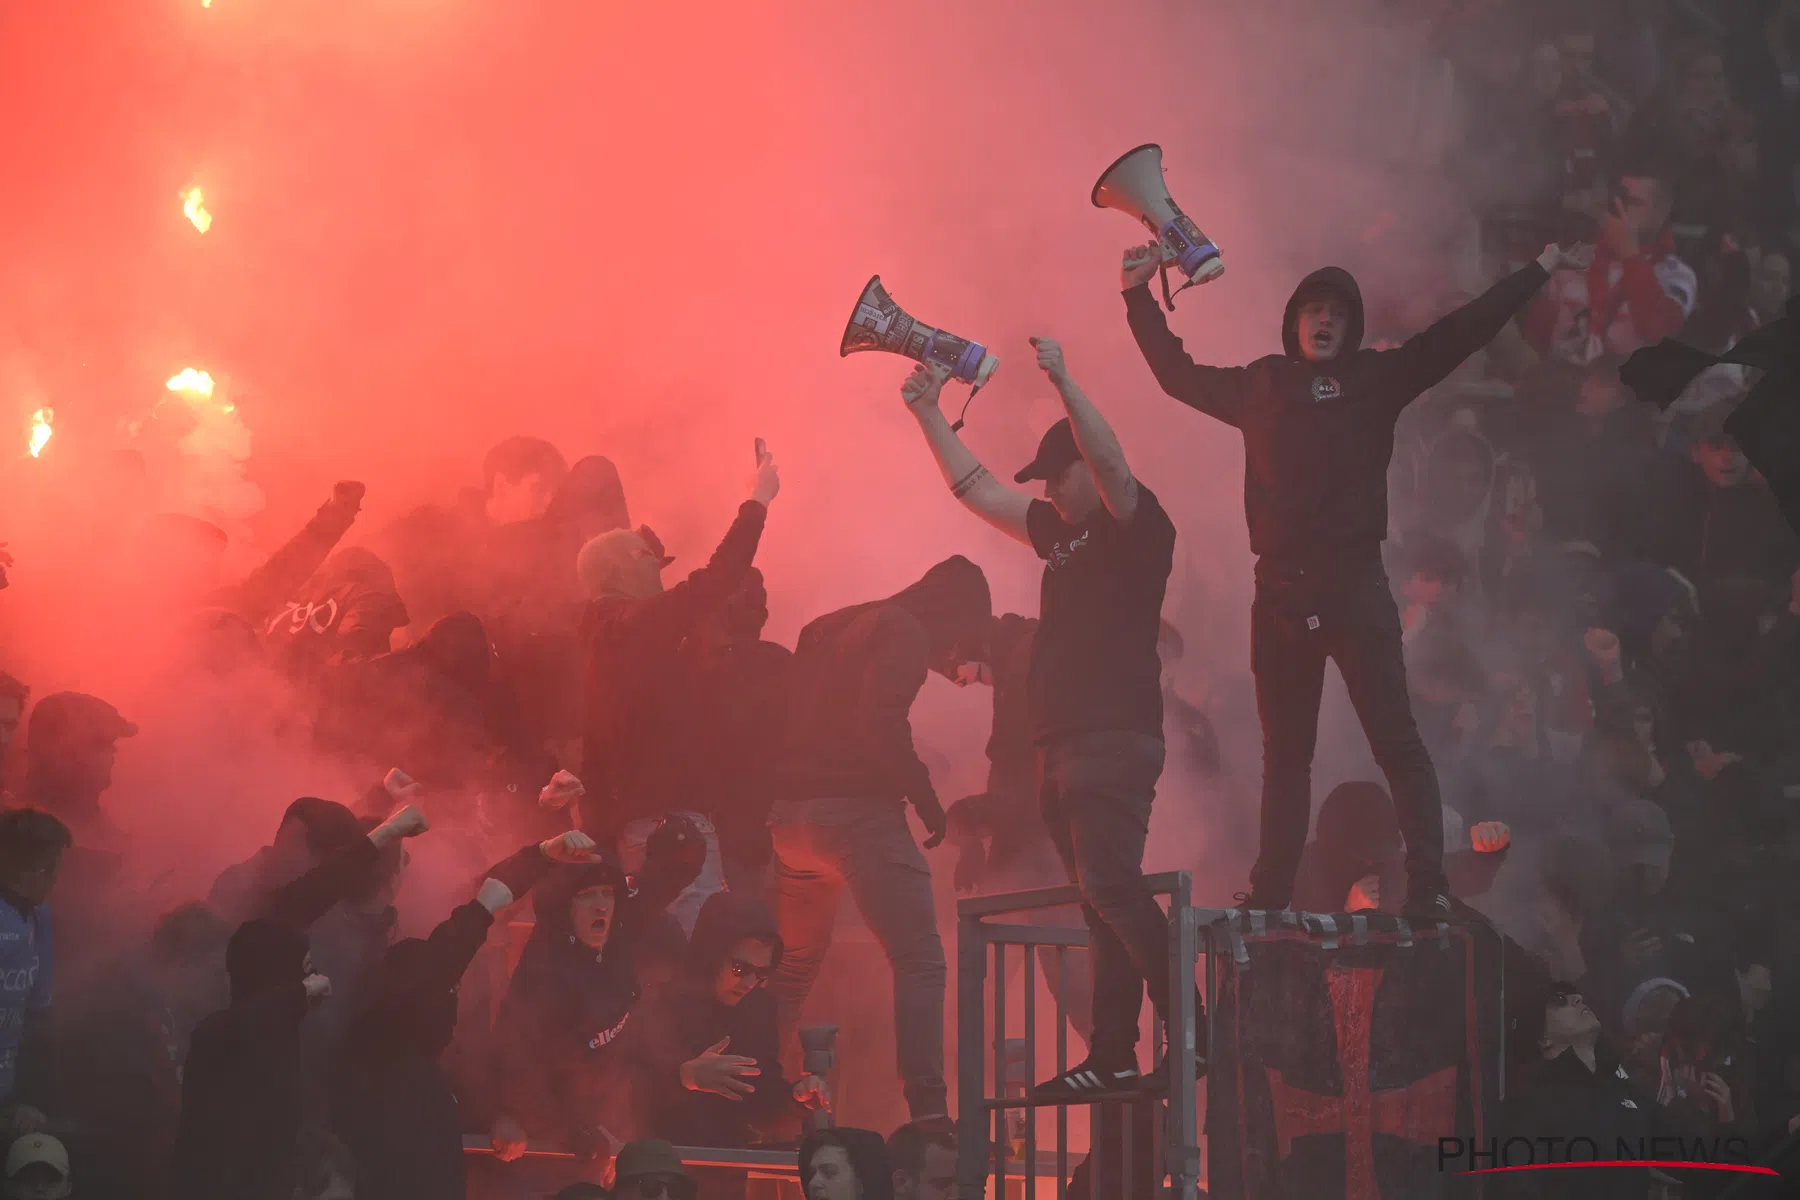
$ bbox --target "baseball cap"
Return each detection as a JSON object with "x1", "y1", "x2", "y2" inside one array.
[
  {"x1": 1013, "y1": 418, "x2": 1082, "y2": 484},
  {"x1": 6, "y1": 1133, "x2": 69, "y2": 1179},
  {"x1": 27, "y1": 692, "x2": 138, "y2": 748}
]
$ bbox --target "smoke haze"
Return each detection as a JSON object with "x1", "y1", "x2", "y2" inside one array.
[{"x1": 1, "y1": 0, "x2": 1488, "y2": 1135}]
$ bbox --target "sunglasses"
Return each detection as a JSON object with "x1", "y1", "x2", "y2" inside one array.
[
  {"x1": 623, "y1": 1176, "x2": 697, "y2": 1200},
  {"x1": 728, "y1": 959, "x2": 771, "y2": 987}
]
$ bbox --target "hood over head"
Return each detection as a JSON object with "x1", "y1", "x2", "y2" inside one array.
[
  {"x1": 1315, "y1": 781, "x2": 1401, "y2": 860},
  {"x1": 882, "y1": 555, "x2": 993, "y2": 658},
  {"x1": 800, "y1": 1128, "x2": 894, "y2": 1200},
  {"x1": 1282, "y1": 266, "x2": 1366, "y2": 360},
  {"x1": 532, "y1": 857, "x2": 631, "y2": 941},
  {"x1": 687, "y1": 889, "x2": 783, "y2": 978},
  {"x1": 225, "y1": 917, "x2": 310, "y2": 1005},
  {"x1": 545, "y1": 455, "x2": 631, "y2": 536}
]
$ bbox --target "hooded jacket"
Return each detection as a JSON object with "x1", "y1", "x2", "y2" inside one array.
[
  {"x1": 799, "y1": 1128, "x2": 895, "y2": 1200},
  {"x1": 1125, "y1": 262, "x2": 1549, "y2": 569},
  {"x1": 492, "y1": 858, "x2": 684, "y2": 1152},
  {"x1": 262, "y1": 547, "x2": 409, "y2": 684},
  {"x1": 624, "y1": 891, "x2": 800, "y2": 1147},
  {"x1": 333, "y1": 845, "x2": 550, "y2": 1200},
  {"x1": 171, "y1": 919, "x2": 314, "y2": 1200},
  {"x1": 579, "y1": 501, "x2": 767, "y2": 844},
  {"x1": 775, "y1": 557, "x2": 992, "y2": 813}
]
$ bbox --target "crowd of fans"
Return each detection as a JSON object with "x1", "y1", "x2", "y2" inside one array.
[{"x1": 0, "y1": 1, "x2": 1794, "y2": 1198}]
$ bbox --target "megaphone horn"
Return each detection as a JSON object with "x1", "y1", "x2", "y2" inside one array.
[
  {"x1": 840, "y1": 275, "x2": 1000, "y2": 390},
  {"x1": 1091, "y1": 143, "x2": 1223, "y2": 310}
]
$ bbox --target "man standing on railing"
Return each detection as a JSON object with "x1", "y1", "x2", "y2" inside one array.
[
  {"x1": 1119, "y1": 236, "x2": 1595, "y2": 920},
  {"x1": 902, "y1": 339, "x2": 1192, "y2": 1101}
]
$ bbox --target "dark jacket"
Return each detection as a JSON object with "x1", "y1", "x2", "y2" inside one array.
[
  {"x1": 209, "y1": 491, "x2": 363, "y2": 629},
  {"x1": 1494, "y1": 1045, "x2": 1697, "y2": 1200},
  {"x1": 491, "y1": 859, "x2": 684, "y2": 1154},
  {"x1": 626, "y1": 891, "x2": 800, "y2": 1147},
  {"x1": 799, "y1": 1128, "x2": 894, "y2": 1200},
  {"x1": 580, "y1": 501, "x2": 767, "y2": 844},
  {"x1": 1125, "y1": 262, "x2": 1549, "y2": 567},
  {"x1": 333, "y1": 845, "x2": 550, "y2": 1200},
  {"x1": 776, "y1": 557, "x2": 991, "y2": 813},
  {"x1": 679, "y1": 634, "x2": 793, "y2": 870},
  {"x1": 261, "y1": 546, "x2": 409, "y2": 685},
  {"x1": 170, "y1": 919, "x2": 314, "y2": 1200}
]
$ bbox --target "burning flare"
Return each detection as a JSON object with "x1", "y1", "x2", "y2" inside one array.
[
  {"x1": 182, "y1": 186, "x2": 212, "y2": 234},
  {"x1": 167, "y1": 368, "x2": 217, "y2": 400},
  {"x1": 27, "y1": 408, "x2": 52, "y2": 458}
]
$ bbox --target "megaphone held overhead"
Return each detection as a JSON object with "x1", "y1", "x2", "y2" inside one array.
[
  {"x1": 1092, "y1": 143, "x2": 1223, "y2": 310},
  {"x1": 841, "y1": 275, "x2": 999, "y2": 392}
]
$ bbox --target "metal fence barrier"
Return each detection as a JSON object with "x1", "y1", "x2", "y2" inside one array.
[{"x1": 956, "y1": 871, "x2": 1213, "y2": 1200}]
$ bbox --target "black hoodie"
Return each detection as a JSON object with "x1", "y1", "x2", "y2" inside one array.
[
  {"x1": 625, "y1": 891, "x2": 800, "y2": 1147},
  {"x1": 172, "y1": 919, "x2": 313, "y2": 1200},
  {"x1": 776, "y1": 556, "x2": 992, "y2": 814},
  {"x1": 1125, "y1": 262, "x2": 1549, "y2": 569},
  {"x1": 333, "y1": 844, "x2": 550, "y2": 1200},
  {"x1": 799, "y1": 1128, "x2": 895, "y2": 1200},
  {"x1": 491, "y1": 858, "x2": 685, "y2": 1153}
]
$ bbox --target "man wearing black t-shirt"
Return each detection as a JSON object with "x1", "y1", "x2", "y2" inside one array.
[{"x1": 903, "y1": 337, "x2": 1189, "y2": 1099}]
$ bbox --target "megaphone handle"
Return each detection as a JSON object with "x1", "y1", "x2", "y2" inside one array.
[
  {"x1": 1160, "y1": 261, "x2": 1178, "y2": 312},
  {"x1": 949, "y1": 379, "x2": 985, "y2": 433}
]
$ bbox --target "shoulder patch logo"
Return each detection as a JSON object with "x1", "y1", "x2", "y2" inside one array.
[{"x1": 1311, "y1": 376, "x2": 1342, "y2": 403}]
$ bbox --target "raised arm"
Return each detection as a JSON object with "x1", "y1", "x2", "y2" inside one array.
[
  {"x1": 598, "y1": 458, "x2": 777, "y2": 644},
  {"x1": 262, "y1": 803, "x2": 430, "y2": 929},
  {"x1": 903, "y1": 364, "x2": 1033, "y2": 548},
  {"x1": 1120, "y1": 241, "x2": 1253, "y2": 427},
  {"x1": 1032, "y1": 337, "x2": 1139, "y2": 524},
  {"x1": 227, "y1": 481, "x2": 365, "y2": 625},
  {"x1": 1384, "y1": 243, "x2": 1590, "y2": 403}
]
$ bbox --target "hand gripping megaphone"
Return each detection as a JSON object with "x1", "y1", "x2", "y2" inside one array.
[
  {"x1": 840, "y1": 275, "x2": 998, "y2": 430},
  {"x1": 1091, "y1": 143, "x2": 1223, "y2": 311}
]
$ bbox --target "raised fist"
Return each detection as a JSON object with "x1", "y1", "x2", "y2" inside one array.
[
  {"x1": 538, "y1": 770, "x2": 586, "y2": 810},
  {"x1": 332, "y1": 481, "x2": 367, "y2": 510},
  {"x1": 541, "y1": 829, "x2": 604, "y2": 864},
  {"x1": 1470, "y1": 821, "x2": 1511, "y2": 854}
]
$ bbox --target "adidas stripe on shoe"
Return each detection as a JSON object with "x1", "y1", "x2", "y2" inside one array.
[{"x1": 1031, "y1": 1058, "x2": 1141, "y2": 1102}]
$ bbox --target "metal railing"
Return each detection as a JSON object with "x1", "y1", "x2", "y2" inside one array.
[{"x1": 955, "y1": 871, "x2": 1210, "y2": 1200}]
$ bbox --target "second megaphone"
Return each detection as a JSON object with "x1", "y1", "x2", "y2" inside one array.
[
  {"x1": 840, "y1": 276, "x2": 998, "y2": 388},
  {"x1": 1092, "y1": 143, "x2": 1223, "y2": 309}
]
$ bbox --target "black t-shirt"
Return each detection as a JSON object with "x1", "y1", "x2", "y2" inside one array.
[{"x1": 1025, "y1": 483, "x2": 1176, "y2": 744}]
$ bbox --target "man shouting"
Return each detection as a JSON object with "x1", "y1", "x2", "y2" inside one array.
[
  {"x1": 903, "y1": 336, "x2": 1186, "y2": 1100},
  {"x1": 1119, "y1": 238, "x2": 1592, "y2": 919}
]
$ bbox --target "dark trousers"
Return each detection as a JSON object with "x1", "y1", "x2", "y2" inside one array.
[
  {"x1": 1247, "y1": 559, "x2": 1447, "y2": 905},
  {"x1": 1039, "y1": 730, "x2": 1169, "y2": 1064}
]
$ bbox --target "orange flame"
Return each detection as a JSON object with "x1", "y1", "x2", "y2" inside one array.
[
  {"x1": 27, "y1": 408, "x2": 53, "y2": 458},
  {"x1": 167, "y1": 368, "x2": 234, "y2": 415},
  {"x1": 182, "y1": 186, "x2": 212, "y2": 233}
]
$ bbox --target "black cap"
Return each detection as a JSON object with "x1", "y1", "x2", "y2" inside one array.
[
  {"x1": 28, "y1": 692, "x2": 138, "y2": 748},
  {"x1": 1013, "y1": 418, "x2": 1081, "y2": 484}
]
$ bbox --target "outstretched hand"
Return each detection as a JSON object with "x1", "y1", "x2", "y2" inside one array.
[
  {"x1": 902, "y1": 362, "x2": 953, "y2": 413},
  {"x1": 750, "y1": 443, "x2": 781, "y2": 508},
  {"x1": 1537, "y1": 242, "x2": 1596, "y2": 273}
]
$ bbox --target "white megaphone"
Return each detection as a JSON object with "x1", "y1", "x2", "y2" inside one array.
[
  {"x1": 841, "y1": 275, "x2": 998, "y2": 429},
  {"x1": 1092, "y1": 144, "x2": 1223, "y2": 310}
]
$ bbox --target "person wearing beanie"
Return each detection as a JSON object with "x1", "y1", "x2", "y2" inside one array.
[
  {"x1": 800, "y1": 1128, "x2": 894, "y2": 1200},
  {"x1": 574, "y1": 444, "x2": 782, "y2": 933},
  {"x1": 1119, "y1": 234, "x2": 1597, "y2": 927},
  {"x1": 332, "y1": 830, "x2": 599, "y2": 1200},
  {"x1": 609, "y1": 1138, "x2": 696, "y2": 1200},
  {"x1": 900, "y1": 335, "x2": 1195, "y2": 1101},
  {"x1": 769, "y1": 555, "x2": 992, "y2": 1119}
]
